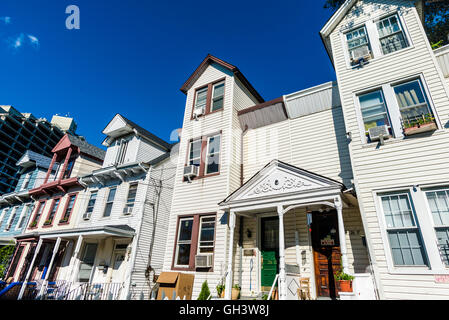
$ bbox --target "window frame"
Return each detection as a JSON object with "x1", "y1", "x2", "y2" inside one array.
[
  {"x1": 378, "y1": 192, "x2": 429, "y2": 267},
  {"x1": 204, "y1": 134, "x2": 221, "y2": 176},
  {"x1": 354, "y1": 74, "x2": 440, "y2": 145},
  {"x1": 124, "y1": 183, "x2": 138, "y2": 214},
  {"x1": 115, "y1": 138, "x2": 130, "y2": 165},
  {"x1": 59, "y1": 193, "x2": 78, "y2": 224},
  {"x1": 103, "y1": 187, "x2": 117, "y2": 218},
  {"x1": 375, "y1": 13, "x2": 409, "y2": 56},
  {"x1": 190, "y1": 78, "x2": 226, "y2": 120},
  {"x1": 5, "y1": 206, "x2": 19, "y2": 232},
  {"x1": 184, "y1": 132, "x2": 222, "y2": 181},
  {"x1": 0, "y1": 208, "x2": 7, "y2": 226},
  {"x1": 16, "y1": 204, "x2": 32, "y2": 230},
  {"x1": 21, "y1": 172, "x2": 32, "y2": 190},
  {"x1": 44, "y1": 197, "x2": 62, "y2": 227},
  {"x1": 197, "y1": 215, "x2": 216, "y2": 254},
  {"x1": 345, "y1": 25, "x2": 372, "y2": 63},
  {"x1": 29, "y1": 201, "x2": 46, "y2": 229},
  {"x1": 171, "y1": 213, "x2": 217, "y2": 271},
  {"x1": 78, "y1": 242, "x2": 98, "y2": 283},
  {"x1": 84, "y1": 191, "x2": 98, "y2": 220}
]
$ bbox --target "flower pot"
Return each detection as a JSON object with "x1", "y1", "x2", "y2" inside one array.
[
  {"x1": 337, "y1": 280, "x2": 353, "y2": 293},
  {"x1": 219, "y1": 291, "x2": 225, "y2": 298},
  {"x1": 231, "y1": 288, "x2": 240, "y2": 300},
  {"x1": 271, "y1": 288, "x2": 279, "y2": 300},
  {"x1": 403, "y1": 122, "x2": 437, "y2": 136}
]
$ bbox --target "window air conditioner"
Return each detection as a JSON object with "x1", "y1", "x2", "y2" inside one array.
[
  {"x1": 83, "y1": 212, "x2": 91, "y2": 220},
  {"x1": 123, "y1": 206, "x2": 133, "y2": 215},
  {"x1": 368, "y1": 125, "x2": 391, "y2": 143},
  {"x1": 193, "y1": 107, "x2": 205, "y2": 119},
  {"x1": 183, "y1": 165, "x2": 199, "y2": 181},
  {"x1": 195, "y1": 254, "x2": 213, "y2": 268}
]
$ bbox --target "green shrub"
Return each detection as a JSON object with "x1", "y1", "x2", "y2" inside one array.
[
  {"x1": 197, "y1": 281, "x2": 211, "y2": 300},
  {"x1": 0, "y1": 243, "x2": 15, "y2": 279}
]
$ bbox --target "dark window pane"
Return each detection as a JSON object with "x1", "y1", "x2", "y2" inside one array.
[
  {"x1": 176, "y1": 244, "x2": 191, "y2": 266},
  {"x1": 179, "y1": 219, "x2": 193, "y2": 241}
]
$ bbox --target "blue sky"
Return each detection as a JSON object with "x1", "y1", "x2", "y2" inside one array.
[{"x1": 0, "y1": 0, "x2": 336, "y2": 148}]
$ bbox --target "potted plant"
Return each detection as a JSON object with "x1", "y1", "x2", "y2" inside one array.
[
  {"x1": 403, "y1": 113, "x2": 437, "y2": 136},
  {"x1": 335, "y1": 270, "x2": 355, "y2": 293},
  {"x1": 231, "y1": 284, "x2": 241, "y2": 300},
  {"x1": 29, "y1": 221, "x2": 37, "y2": 228},
  {"x1": 197, "y1": 281, "x2": 211, "y2": 300},
  {"x1": 216, "y1": 284, "x2": 225, "y2": 298},
  {"x1": 59, "y1": 217, "x2": 69, "y2": 224},
  {"x1": 44, "y1": 219, "x2": 52, "y2": 226}
]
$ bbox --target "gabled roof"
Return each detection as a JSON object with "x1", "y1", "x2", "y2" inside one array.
[
  {"x1": 180, "y1": 54, "x2": 265, "y2": 104},
  {"x1": 319, "y1": 0, "x2": 420, "y2": 63},
  {"x1": 102, "y1": 114, "x2": 172, "y2": 151},
  {"x1": 220, "y1": 159, "x2": 345, "y2": 206},
  {"x1": 52, "y1": 134, "x2": 106, "y2": 161},
  {"x1": 16, "y1": 150, "x2": 53, "y2": 169}
]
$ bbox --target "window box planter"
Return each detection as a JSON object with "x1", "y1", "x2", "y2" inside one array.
[
  {"x1": 337, "y1": 280, "x2": 353, "y2": 293},
  {"x1": 59, "y1": 218, "x2": 69, "y2": 224},
  {"x1": 29, "y1": 221, "x2": 37, "y2": 228},
  {"x1": 403, "y1": 122, "x2": 437, "y2": 136},
  {"x1": 43, "y1": 220, "x2": 53, "y2": 226}
]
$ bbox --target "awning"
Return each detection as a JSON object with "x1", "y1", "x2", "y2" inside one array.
[{"x1": 39, "y1": 225, "x2": 136, "y2": 240}]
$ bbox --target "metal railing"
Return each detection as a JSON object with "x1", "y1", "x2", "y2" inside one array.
[{"x1": 39, "y1": 281, "x2": 124, "y2": 300}]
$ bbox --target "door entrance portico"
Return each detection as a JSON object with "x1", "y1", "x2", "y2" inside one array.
[{"x1": 219, "y1": 160, "x2": 352, "y2": 300}]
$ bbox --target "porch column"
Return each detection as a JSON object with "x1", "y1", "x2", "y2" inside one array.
[
  {"x1": 38, "y1": 237, "x2": 61, "y2": 299},
  {"x1": 224, "y1": 210, "x2": 236, "y2": 300},
  {"x1": 335, "y1": 196, "x2": 349, "y2": 274},
  {"x1": 70, "y1": 235, "x2": 84, "y2": 282},
  {"x1": 277, "y1": 205, "x2": 287, "y2": 300},
  {"x1": 43, "y1": 153, "x2": 57, "y2": 184},
  {"x1": 18, "y1": 239, "x2": 43, "y2": 300}
]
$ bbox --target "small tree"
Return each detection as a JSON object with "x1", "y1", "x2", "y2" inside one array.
[
  {"x1": 0, "y1": 243, "x2": 15, "y2": 280},
  {"x1": 197, "y1": 280, "x2": 211, "y2": 300}
]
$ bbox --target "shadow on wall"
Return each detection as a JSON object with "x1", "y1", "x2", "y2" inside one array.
[{"x1": 331, "y1": 101, "x2": 353, "y2": 189}]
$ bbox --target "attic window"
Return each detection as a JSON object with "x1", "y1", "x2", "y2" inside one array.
[
  {"x1": 377, "y1": 14, "x2": 408, "y2": 55},
  {"x1": 191, "y1": 79, "x2": 225, "y2": 119}
]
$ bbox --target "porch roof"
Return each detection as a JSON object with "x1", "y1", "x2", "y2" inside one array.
[
  {"x1": 219, "y1": 160, "x2": 346, "y2": 212},
  {"x1": 38, "y1": 225, "x2": 135, "y2": 240}
]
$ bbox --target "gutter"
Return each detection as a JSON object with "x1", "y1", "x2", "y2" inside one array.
[{"x1": 240, "y1": 125, "x2": 249, "y2": 186}]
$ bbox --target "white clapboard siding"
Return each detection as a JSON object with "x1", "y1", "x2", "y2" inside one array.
[{"x1": 329, "y1": 0, "x2": 449, "y2": 299}]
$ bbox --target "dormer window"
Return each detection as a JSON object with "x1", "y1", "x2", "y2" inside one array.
[
  {"x1": 63, "y1": 158, "x2": 75, "y2": 179},
  {"x1": 116, "y1": 139, "x2": 129, "y2": 165},
  {"x1": 346, "y1": 26, "x2": 372, "y2": 66},
  {"x1": 192, "y1": 79, "x2": 226, "y2": 119},
  {"x1": 377, "y1": 14, "x2": 408, "y2": 55}
]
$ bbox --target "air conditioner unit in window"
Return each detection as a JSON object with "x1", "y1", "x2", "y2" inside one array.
[
  {"x1": 123, "y1": 206, "x2": 133, "y2": 215},
  {"x1": 193, "y1": 107, "x2": 205, "y2": 120},
  {"x1": 83, "y1": 212, "x2": 91, "y2": 220},
  {"x1": 195, "y1": 254, "x2": 213, "y2": 268},
  {"x1": 368, "y1": 125, "x2": 391, "y2": 143},
  {"x1": 183, "y1": 165, "x2": 199, "y2": 182}
]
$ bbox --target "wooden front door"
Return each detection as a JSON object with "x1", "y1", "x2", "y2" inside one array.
[
  {"x1": 311, "y1": 211, "x2": 342, "y2": 299},
  {"x1": 260, "y1": 217, "x2": 279, "y2": 291}
]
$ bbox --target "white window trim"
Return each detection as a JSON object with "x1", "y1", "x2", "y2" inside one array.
[
  {"x1": 194, "y1": 87, "x2": 208, "y2": 114},
  {"x1": 373, "y1": 186, "x2": 449, "y2": 275},
  {"x1": 5, "y1": 207, "x2": 18, "y2": 231},
  {"x1": 340, "y1": 9, "x2": 414, "y2": 69},
  {"x1": 354, "y1": 74, "x2": 441, "y2": 145},
  {"x1": 21, "y1": 172, "x2": 32, "y2": 190},
  {"x1": 15, "y1": 205, "x2": 30, "y2": 231},
  {"x1": 123, "y1": 183, "x2": 138, "y2": 215},
  {"x1": 188, "y1": 139, "x2": 202, "y2": 168},
  {"x1": 211, "y1": 81, "x2": 225, "y2": 112},
  {"x1": 78, "y1": 242, "x2": 99, "y2": 283},
  {"x1": 204, "y1": 134, "x2": 221, "y2": 175},
  {"x1": 115, "y1": 138, "x2": 130, "y2": 165},
  {"x1": 84, "y1": 190, "x2": 98, "y2": 219},
  {"x1": 0, "y1": 208, "x2": 7, "y2": 226},
  {"x1": 174, "y1": 217, "x2": 194, "y2": 268},
  {"x1": 197, "y1": 215, "x2": 216, "y2": 255},
  {"x1": 103, "y1": 187, "x2": 117, "y2": 218}
]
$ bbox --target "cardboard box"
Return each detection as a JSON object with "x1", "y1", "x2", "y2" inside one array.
[{"x1": 156, "y1": 272, "x2": 195, "y2": 300}]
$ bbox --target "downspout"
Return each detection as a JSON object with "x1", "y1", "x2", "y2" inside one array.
[
  {"x1": 124, "y1": 164, "x2": 151, "y2": 300},
  {"x1": 238, "y1": 125, "x2": 249, "y2": 291}
]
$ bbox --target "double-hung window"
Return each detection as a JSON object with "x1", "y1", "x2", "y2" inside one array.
[
  {"x1": 61, "y1": 194, "x2": 77, "y2": 223},
  {"x1": 124, "y1": 183, "x2": 138, "y2": 214},
  {"x1": 116, "y1": 139, "x2": 129, "y2": 165},
  {"x1": 211, "y1": 82, "x2": 225, "y2": 112},
  {"x1": 30, "y1": 202, "x2": 45, "y2": 227},
  {"x1": 346, "y1": 26, "x2": 371, "y2": 63},
  {"x1": 359, "y1": 90, "x2": 392, "y2": 138},
  {"x1": 5, "y1": 207, "x2": 18, "y2": 231},
  {"x1": 205, "y1": 135, "x2": 221, "y2": 175},
  {"x1": 175, "y1": 218, "x2": 194, "y2": 267},
  {"x1": 0, "y1": 208, "x2": 7, "y2": 227},
  {"x1": 21, "y1": 172, "x2": 31, "y2": 190},
  {"x1": 17, "y1": 205, "x2": 32, "y2": 230},
  {"x1": 198, "y1": 216, "x2": 216, "y2": 254},
  {"x1": 62, "y1": 158, "x2": 75, "y2": 179},
  {"x1": 392, "y1": 79, "x2": 434, "y2": 127},
  {"x1": 377, "y1": 14, "x2": 408, "y2": 55},
  {"x1": 79, "y1": 243, "x2": 98, "y2": 283},
  {"x1": 103, "y1": 187, "x2": 116, "y2": 217},
  {"x1": 380, "y1": 193, "x2": 428, "y2": 266},
  {"x1": 194, "y1": 87, "x2": 208, "y2": 115},
  {"x1": 189, "y1": 140, "x2": 202, "y2": 168},
  {"x1": 84, "y1": 191, "x2": 97, "y2": 220},
  {"x1": 45, "y1": 198, "x2": 60, "y2": 225},
  {"x1": 424, "y1": 189, "x2": 449, "y2": 266}
]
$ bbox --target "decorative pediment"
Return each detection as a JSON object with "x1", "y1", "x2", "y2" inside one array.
[
  {"x1": 221, "y1": 160, "x2": 343, "y2": 204},
  {"x1": 102, "y1": 114, "x2": 133, "y2": 138}
]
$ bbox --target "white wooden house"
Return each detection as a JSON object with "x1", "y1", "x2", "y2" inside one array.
[
  {"x1": 320, "y1": 0, "x2": 449, "y2": 299},
  {"x1": 41, "y1": 114, "x2": 178, "y2": 300},
  {"x1": 163, "y1": 0, "x2": 449, "y2": 301}
]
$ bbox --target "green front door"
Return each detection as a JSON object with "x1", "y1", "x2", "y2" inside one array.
[{"x1": 261, "y1": 217, "x2": 279, "y2": 290}]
